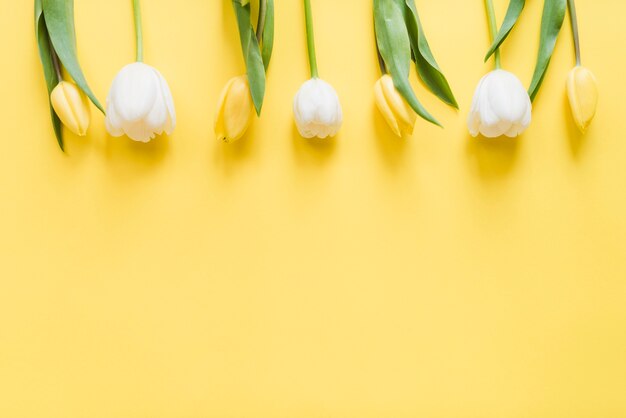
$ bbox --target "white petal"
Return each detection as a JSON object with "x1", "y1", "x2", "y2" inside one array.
[
  {"x1": 111, "y1": 62, "x2": 159, "y2": 122},
  {"x1": 293, "y1": 78, "x2": 342, "y2": 138},
  {"x1": 105, "y1": 102, "x2": 124, "y2": 137},
  {"x1": 122, "y1": 118, "x2": 154, "y2": 142}
]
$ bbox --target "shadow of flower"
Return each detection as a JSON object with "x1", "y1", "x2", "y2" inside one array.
[{"x1": 465, "y1": 133, "x2": 520, "y2": 181}]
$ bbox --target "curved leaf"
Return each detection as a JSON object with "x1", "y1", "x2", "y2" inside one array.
[
  {"x1": 42, "y1": 0, "x2": 104, "y2": 113},
  {"x1": 374, "y1": 0, "x2": 440, "y2": 126},
  {"x1": 528, "y1": 0, "x2": 566, "y2": 102},
  {"x1": 35, "y1": 0, "x2": 63, "y2": 150},
  {"x1": 484, "y1": 0, "x2": 525, "y2": 62},
  {"x1": 404, "y1": 0, "x2": 458, "y2": 108},
  {"x1": 261, "y1": 0, "x2": 274, "y2": 70},
  {"x1": 233, "y1": 0, "x2": 266, "y2": 115}
]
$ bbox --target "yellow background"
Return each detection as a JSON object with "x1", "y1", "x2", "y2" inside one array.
[{"x1": 1, "y1": 0, "x2": 625, "y2": 416}]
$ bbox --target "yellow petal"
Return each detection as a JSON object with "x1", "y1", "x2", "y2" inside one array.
[
  {"x1": 380, "y1": 74, "x2": 416, "y2": 135},
  {"x1": 214, "y1": 76, "x2": 254, "y2": 143},
  {"x1": 374, "y1": 78, "x2": 401, "y2": 137},
  {"x1": 567, "y1": 66, "x2": 598, "y2": 133},
  {"x1": 50, "y1": 81, "x2": 91, "y2": 136},
  {"x1": 214, "y1": 77, "x2": 236, "y2": 142}
]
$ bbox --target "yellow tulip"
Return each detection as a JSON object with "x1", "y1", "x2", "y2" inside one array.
[
  {"x1": 214, "y1": 75, "x2": 255, "y2": 143},
  {"x1": 374, "y1": 74, "x2": 416, "y2": 137},
  {"x1": 50, "y1": 81, "x2": 91, "y2": 136},
  {"x1": 567, "y1": 66, "x2": 598, "y2": 133}
]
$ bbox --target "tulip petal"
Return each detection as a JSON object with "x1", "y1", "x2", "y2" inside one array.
[
  {"x1": 293, "y1": 78, "x2": 343, "y2": 139},
  {"x1": 567, "y1": 66, "x2": 598, "y2": 133},
  {"x1": 105, "y1": 103, "x2": 124, "y2": 137},
  {"x1": 374, "y1": 79, "x2": 401, "y2": 137},
  {"x1": 380, "y1": 75, "x2": 415, "y2": 135},
  {"x1": 111, "y1": 63, "x2": 158, "y2": 122},
  {"x1": 467, "y1": 70, "x2": 531, "y2": 138},
  {"x1": 223, "y1": 77, "x2": 254, "y2": 141},
  {"x1": 122, "y1": 119, "x2": 153, "y2": 143}
]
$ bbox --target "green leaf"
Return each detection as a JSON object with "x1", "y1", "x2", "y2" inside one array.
[
  {"x1": 233, "y1": 0, "x2": 266, "y2": 115},
  {"x1": 528, "y1": 0, "x2": 566, "y2": 102},
  {"x1": 41, "y1": 0, "x2": 104, "y2": 113},
  {"x1": 484, "y1": 0, "x2": 525, "y2": 62},
  {"x1": 374, "y1": 0, "x2": 440, "y2": 127},
  {"x1": 261, "y1": 0, "x2": 274, "y2": 70},
  {"x1": 35, "y1": 0, "x2": 63, "y2": 151},
  {"x1": 404, "y1": 0, "x2": 458, "y2": 108}
]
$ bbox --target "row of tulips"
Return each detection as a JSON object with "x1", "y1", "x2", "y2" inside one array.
[{"x1": 36, "y1": 0, "x2": 598, "y2": 152}]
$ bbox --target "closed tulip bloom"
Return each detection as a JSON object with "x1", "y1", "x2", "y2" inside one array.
[
  {"x1": 50, "y1": 81, "x2": 91, "y2": 136},
  {"x1": 468, "y1": 69, "x2": 531, "y2": 138},
  {"x1": 293, "y1": 78, "x2": 343, "y2": 139},
  {"x1": 374, "y1": 75, "x2": 416, "y2": 137},
  {"x1": 105, "y1": 62, "x2": 176, "y2": 143},
  {"x1": 567, "y1": 66, "x2": 598, "y2": 133},
  {"x1": 215, "y1": 75, "x2": 255, "y2": 143}
]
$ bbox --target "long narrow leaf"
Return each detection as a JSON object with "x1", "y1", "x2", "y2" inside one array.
[
  {"x1": 484, "y1": 0, "x2": 525, "y2": 62},
  {"x1": 233, "y1": 0, "x2": 266, "y2": 115},
  {"x1": 261, "y1": 0, "x2": 274, "y2": 70},
  {"x1": 404, "y1": 0, "x2": 458, "y2": 108},
  {"x1": 42, "y1": 0, "x2": 104, "y2": 113},
  {"x1": 374, "y1": 0, "x2": 440, "y2": 126},
  {"x1": 528, "y1": 0, "x2": 566, "y2": 102},
  {"x1": 35, "y1": 0, "x2": 63, "y2": 150}
]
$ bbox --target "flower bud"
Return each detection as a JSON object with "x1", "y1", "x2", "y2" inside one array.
[
  {"x1": 50, "y1": 81, "x2": 91, "y2": 136},
  {"x1": 293, "y1": 78, "x2": 343, "y2": 139},
  {"x1": 214, "y1": 75, "x2": 255, "y2": 143},
  {"x1": 467, "y1": 70, "x2": 532, "y2": 138},
  {"x1": 374, "y1": 74, "x2": 416, "y2": 137},
  {"x1": 105, "y1": 62, "x2": 176, "y2": 143},
  {"x1": 567, "y1": 66, "x2": 598, "y2": 133}
]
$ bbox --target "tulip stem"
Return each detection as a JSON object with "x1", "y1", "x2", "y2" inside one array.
[
  {"x1": 484, "y1": 0, "x2": 501, "y2": 69},
  {"x1": 133, "y1": 0, "x2": 144, "y2": 62},
  {"x1": 256, "y1": 0, "x2": 267, "y2": 42},
  {"x1": 49, "y1": 39, "x2": 63, "y2": 82},
  {"x1": 568, "y1": 0, "x2": 582, "y2": 66},
  {"x1": 377, "y1": 48, "x2": 387, "y2": 75},
  {"x1": 304, "y1": 0, "x2": 319, "y2": 78}
]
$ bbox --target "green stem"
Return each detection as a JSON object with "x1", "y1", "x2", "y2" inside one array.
[
  {"x1": 304, "y1": 0, "x2": 319, "y2": 78},
  {"x1": 256, "y1": 0, "x2": 267, "y2": 42},
  {"x1": 567, "y1": 0, "x2": 581, "y2": 66},
  {"x1": 484, "y1": 0, "x2": 501, "y2": 69},
  {"x1": 133, "y1": 0, "x2": 143, "y2": 62},
  {"x1": 49, "y1": 38, "x2": 63, "y2": 82},
  {"x1": 376, "y1": 48, "x2": 386, "y2": 75}
]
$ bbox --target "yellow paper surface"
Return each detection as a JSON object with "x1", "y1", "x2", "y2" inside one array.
[{"x1": 1, "y1": 1, "x2": 625, "y2": 416}]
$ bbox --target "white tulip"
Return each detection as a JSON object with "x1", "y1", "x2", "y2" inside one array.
[
  {"x1": 105, "y1": 62, "x2": 176, "y2": 143},
  {"x1": 293, "y1": 78, "x2": 343, "y2": 139},
  {"x1": 467, "y1": 69, "x2": 531, "y2": 138}
]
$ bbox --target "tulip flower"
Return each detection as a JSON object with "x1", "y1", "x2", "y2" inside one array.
[
  {"x1": 374, "y1": 75, "x2": 416, "y2": 137},
  {"x1": 373, "y1": 0, "x2": 457, "y2": 133},
  {"x1": 567, "y1": 66, "x2": 598, "y2": 133},
  {"x1": 293, "y1": 0, "x2": 343, "y2": 139},
  {"x1": 35, "y1": 1, "x2": 103, "y2": 150},
  {"x1": 104, "y1": 0, "x2": 176, "y2": 143},
  {"x1": 565, "y1": 0, "x2": 598, "y2": 133},
  {"x1": 468, "y1": 70, "x2": 532, "y2": 138},
  {"x1": 50, "y1": 81, "x2": 91, "y2": 137},
  {"x1": 293, "y1": 78, "x2": 343, "y2": 139},
  {"x1": 215, "y1": 75, "x2": 255, "y2": 143},
  {"x1": 105, "y1": 63, "x2": 176, "y2": 143},
  {"x1": 468, "y1": 0, "x2": 532, "y2": 138},
  {"x1": 217, "y1": 0, "x2": 274, "y2": 144}
]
